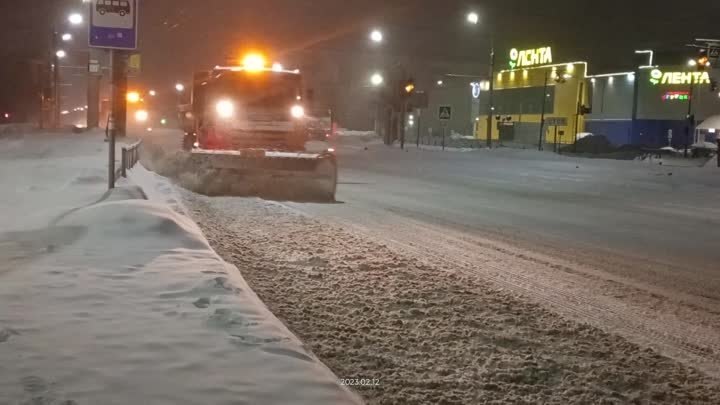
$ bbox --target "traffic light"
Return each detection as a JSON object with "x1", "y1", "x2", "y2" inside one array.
[
  {"x1": 697, "y1": 49, "x2": 711, "y2": 71},
  {"x1": 403, "y1": 79, "x2": 416, "y2": 95}
]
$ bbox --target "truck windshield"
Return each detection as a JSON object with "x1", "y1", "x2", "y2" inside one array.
[{"x1": 218, "y1": 72, "x2": 301, "y2": 108}]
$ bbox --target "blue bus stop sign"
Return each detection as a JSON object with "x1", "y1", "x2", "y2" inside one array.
[{"x1": 89, "y1": 0, "x2": 138, "y2": 50}]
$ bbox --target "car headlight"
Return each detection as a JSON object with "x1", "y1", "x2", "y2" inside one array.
[
  {"x1": 134, "y1": 109, "x2": 148, "y2": 122},
  {"x1": 216, "y1": 99, "x2": 235, "y2": 119},
  {"x1": 290, "y1": 105, "x2": 305, "y2": 119}
]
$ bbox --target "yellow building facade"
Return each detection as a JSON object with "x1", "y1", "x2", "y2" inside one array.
[{"x1": 474, "y1": 58, "x2": 589, "y2": 146}]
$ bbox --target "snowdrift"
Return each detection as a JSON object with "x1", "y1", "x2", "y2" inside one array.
[{"x1": 0, "y1": 189, "x2": 361, "y2": 403}]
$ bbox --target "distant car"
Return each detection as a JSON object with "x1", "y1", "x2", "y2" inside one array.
[{"x1": 96, "y1": 0, "x2": 131, "y2": 16}]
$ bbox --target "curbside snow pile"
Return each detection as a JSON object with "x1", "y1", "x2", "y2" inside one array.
[
  {"x1": 0, "y1": 131, "x2": 363, "y2": 405},
  {"x1": 0, "y1": 123, "x2": 36, "y2": 137}
]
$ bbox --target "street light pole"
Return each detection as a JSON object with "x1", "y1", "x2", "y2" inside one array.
[
  {"x1": 52, "y1": 29, "x2": 60, "y2": 129},
  {"x1": 467, "y1": 12, "x2": 496, "y2": 149},
  {"x1": 486, "y1": 36, "x2": 496, "y2": 149}
]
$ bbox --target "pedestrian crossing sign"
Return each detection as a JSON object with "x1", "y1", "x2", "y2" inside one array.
[{"x1": 439, "y1": 106, "x2": 452, "y2": 121}]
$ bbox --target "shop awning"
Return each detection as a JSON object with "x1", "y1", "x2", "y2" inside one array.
[{"x1": 697, "y1": 115, "x2": 720, "y2": 131}]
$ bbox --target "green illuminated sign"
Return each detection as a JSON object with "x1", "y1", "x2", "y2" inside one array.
[
  {"x1": 650, "y1": 69, "x2": 711, "y2": 85},
  {"x1": 509, "y1": 47, "x2": 553, "y2": 69},
  {"x1": 662, "y1": 91, "x2": 690, "y2": 101}
]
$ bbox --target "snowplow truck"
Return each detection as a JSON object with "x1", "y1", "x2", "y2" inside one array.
[{"x1": 180, "y1": 61, "x2": 337, "y2": 201}]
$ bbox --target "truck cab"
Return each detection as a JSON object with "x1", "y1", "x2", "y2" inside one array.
[{"x1": 182, "y1": 55, "x2": 311, "y2": 153}]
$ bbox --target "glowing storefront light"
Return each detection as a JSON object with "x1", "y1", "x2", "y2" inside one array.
[
  {"x1": 471, "y1": 83, "x2": 481, "y2": 99},
  {"x1": 662, "y1": 91, "x2": 690, "y2": 101},
  {"x1": 650, "y1": 69, "x2": 711, "y2": 86},
  {"x1": 509, "y1": 46, "x2": 553, "y2": 69},
  {"x1": 471, "y1": 81, "x2": 491, "y2": 99}
]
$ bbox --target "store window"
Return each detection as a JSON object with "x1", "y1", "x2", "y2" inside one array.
[{"x1": 493, "y1": 86, "x2": 555, "y2": 115}]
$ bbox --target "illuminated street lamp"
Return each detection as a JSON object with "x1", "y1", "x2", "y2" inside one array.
[
  {"x1": 149, "y1": 90, "x2": 157, "y2": 97},
  {"x1": 370, "y1": 73, "x2": 384, "y2": 86},
  {"x1": 467, "y1": 12, "x2": 479, "y2": 25},
  {"x1": 68, "y1": 13, "x2": 83, "y2": 25},
  {"x1": 466, "y1": 9, "x2": 496, "y2": 149},
  {"x1": 126, "y1": 91, "x2": 141, "y2": 104},
  {"x1": 55, "y1": 50, "x2": 67, "y2": 59},
  {"x1": 61, "y1": 33, "x2": 72, "y2": 41},
  {"x1": 175, "y1": 83, "x2": 185, "y2": 92},
  {"x1": 370, "y1": 29, "x2": 383, "y2": 43},
  {"x1": 688, "y1": 59, "x2": 698, "y2": 67}
]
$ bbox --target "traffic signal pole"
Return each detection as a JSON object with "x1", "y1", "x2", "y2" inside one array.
[
  {"x1": 538, "y1": 71, "x2": 549, "y2": 151},
  {"x1": 630, "y1": 67, "x2": 641, "y2": 145},
  {"x1": 684, "y1": 84, "x2": 694, "y2": 158},
  {"x1": 400, "y1": 101, "x2": 407, "y2": 150},
  {"x1": 573, "y1": 81, "x2": 585, "y2": 153}
]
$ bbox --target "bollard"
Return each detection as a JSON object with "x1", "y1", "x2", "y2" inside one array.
[{"x1": 121, "y1": 148, "x2": 127, "y2": 178}]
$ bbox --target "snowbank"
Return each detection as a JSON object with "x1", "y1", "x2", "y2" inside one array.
[
  {"x1": 335, "y1": 129, "x2": 376, "y2": 137},
  {"x1": 449, "y1": 131, "x2": 475, "y2": 140},
  {"x1": 405, "y1": 144, "x2": 478, "y2": 152},
  {"x1": 0, "y1": 131, "x2": 362, "y2": 405},
  {"x1": 0, "y1": 123, "x2": 35, "y2": 137},
  {"x1": 692, "y1": 141, "x2": 718, "y2": 150}
]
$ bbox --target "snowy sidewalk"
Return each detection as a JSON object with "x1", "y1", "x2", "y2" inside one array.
[{"x1": 0, "y1": 131, "x2": 361, "y2": 404}]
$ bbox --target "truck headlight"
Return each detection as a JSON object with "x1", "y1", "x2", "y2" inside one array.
[
  {"x1": 134, "y1": 109, "x2": 148, "y2": 122},
  {"x1": 216, "y1": 99, "x2": 235, "y2": 119},
  {"x1": 290, "y1": 105, "x2": 305, "y2": 119}
]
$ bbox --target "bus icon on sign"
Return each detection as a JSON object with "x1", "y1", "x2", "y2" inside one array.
[{"x1": 97, "y1": 0, "x2": 131, "y2": 16}]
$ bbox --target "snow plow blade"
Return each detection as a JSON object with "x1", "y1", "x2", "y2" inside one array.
[{"x1": 185, "y1": 149, "x2": 338, "y2": 202}]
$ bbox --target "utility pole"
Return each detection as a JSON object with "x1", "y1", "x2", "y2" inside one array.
[{"x1": 538, "y1": 71, "x2": 549, "y2": 151}]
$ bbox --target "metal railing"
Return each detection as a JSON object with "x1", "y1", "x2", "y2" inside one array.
[
  {"x1": 415, "y1": 135, "x2": 485, "y2": 150},
  {"x1": 120, "y1": 140, "x2": 142, "y2": 179}
]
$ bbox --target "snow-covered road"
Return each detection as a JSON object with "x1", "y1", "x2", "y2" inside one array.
[
  {"x1": 289, "y1": 137, "x2": 720, "y2": 378},
  {"x1": 137, "y1": 129, "x2": 720, "y2": 403}
]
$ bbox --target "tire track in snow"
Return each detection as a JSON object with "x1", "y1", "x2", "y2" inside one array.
[{"x1": 283, "y1": 202, "x2": 720, "y2": 379}]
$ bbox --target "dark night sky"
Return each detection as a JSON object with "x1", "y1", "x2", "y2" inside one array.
[
  {"x1": 2, "y1": 0, "x2": 719, "y2": 115},
  {"x1": 134, "y1": 0, "x2": 720, "y2": 79}
]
